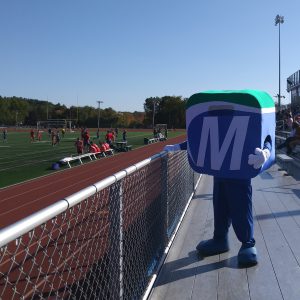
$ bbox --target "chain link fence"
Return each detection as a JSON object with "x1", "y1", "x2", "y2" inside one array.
[{"x1": 0, "y1": 151, "x2": 201, "y2": 300}]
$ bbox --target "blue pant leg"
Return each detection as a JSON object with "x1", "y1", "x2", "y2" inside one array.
[
  {"x1": 213, "y1": 177, "x2": 231, "y2": 239},
  {"x1": 225, "y1": 179, "x2": 255, "y2": 247}
]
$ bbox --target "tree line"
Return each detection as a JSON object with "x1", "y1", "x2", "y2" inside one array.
[{"x1": 0, "y1": 95, "x2": 187, "y2": 128}]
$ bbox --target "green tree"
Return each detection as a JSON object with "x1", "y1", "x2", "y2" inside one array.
[
  {"x1": 143, "y1": 96, "x2": 186, "y2": 129},
  {"x1": 143, "y1": 97, "x2": 161, "y2": 128}
]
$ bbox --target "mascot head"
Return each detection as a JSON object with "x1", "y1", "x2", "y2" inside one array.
[{"x1": 186, "y1": 90, "x2": 275, "y2": 179}]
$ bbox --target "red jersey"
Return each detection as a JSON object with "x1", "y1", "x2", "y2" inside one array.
[
  {"x1": 89, "y1": 144, "x2": 98, "y2": 153},
  {"x1": 75, "y1": 140, "x2": 83, "y2": 150},
  {"x1": 104, "y1": 142, "x2": 110, "y2": 150},
  {"x1": 105, "y1": 132, "x2": 113, "y2": 142},
  {"x1": 93, "y1": 144, "x2": 100, "y2": 152}
]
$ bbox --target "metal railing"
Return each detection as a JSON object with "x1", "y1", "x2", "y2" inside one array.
[{"x1": 0, "y1": 150, "x2": 200, "y2": 300}]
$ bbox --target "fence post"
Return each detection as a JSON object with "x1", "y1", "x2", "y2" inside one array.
[
  {"x1": 119, "y1": 182, "x2": 124, "y2": 300},
  {"x1": 107, "y1": 181, "x2": 123, "y2": 300},
  {"x1": 162, "y1": 153, "x2": 169, "y2": 241}
]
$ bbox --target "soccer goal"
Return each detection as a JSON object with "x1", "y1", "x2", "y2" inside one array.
[
  {"x1": 155, "y1": 124, "x2": 168, "y2": 131},
  {"x1": 154, "y1": 124, "x2": 168, "y2": 139},
  {"x1": 37, "y1": 119, "x2": 67, "y2": 131}
]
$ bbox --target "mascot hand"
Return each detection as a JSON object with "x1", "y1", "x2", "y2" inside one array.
[
  {"x1": 164, "y1": 144, "x2": 180, "y2": 152},
  {"x1": 248, "y1": 148, "x2": 270, "y2": 169}
]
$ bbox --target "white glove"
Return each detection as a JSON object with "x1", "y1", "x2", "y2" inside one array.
[
  {"x1": 164, "y1": 144, "x2": 181, "y2": 152},
  {"x1": 248, "y1": 148, "x2": 270, "y2": 169}
]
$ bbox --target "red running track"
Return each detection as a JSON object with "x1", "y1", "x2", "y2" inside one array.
[{"x1": 0, "y1": 135, "x2": 186, "y2": 229}]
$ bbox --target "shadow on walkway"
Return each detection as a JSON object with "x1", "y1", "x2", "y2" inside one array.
[{"x1": 156, "y1": 250, "x2": 240, "y2": 286}]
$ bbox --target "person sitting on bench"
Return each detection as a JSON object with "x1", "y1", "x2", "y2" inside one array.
[
  {"x1": 277, "y1": 121, "x2": 300, "y2": 154},
  {"x1": 99, "y1": 141, "x2": 112, "y2": 155},
  {"x1": 89, "y1": 141, "x2": 100, "y2": 153},
  {"x1": 103, "y1": 141, "x2": 111, "y2": 151}
]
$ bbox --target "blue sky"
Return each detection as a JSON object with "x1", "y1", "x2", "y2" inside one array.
[{"x1": 0, "y1": 0, "x2": 298, "y2": 112}]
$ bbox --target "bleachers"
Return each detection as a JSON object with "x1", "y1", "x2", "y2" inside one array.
[
  {"x1": 275, "y1": 129, "x2": 300, "y2": 176},
  {"x1": 276, "y1": 130, "x2": 300, "y2": 154},
  {"x1": 276, "y1": 153, "x2": 294, "y2": 174}
]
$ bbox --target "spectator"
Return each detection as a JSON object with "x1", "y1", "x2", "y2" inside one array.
[
  {"x1": 81, "y1": 127, "x2": 85, "y2": 139},
  {"x1": 99, "y1": 141, "x2": 112, "y2": 156},
  {"x1": 103, "y1": 141, "x2": 111, "y2": 151},
  {"x1": 157, "y1": 131, "x2": 165, "y2": 141},
  {"x1": 112, "y1": 130, "x2": 116, "y2": 142},
  {"x1": 51, "y1": 131, "x2": 57, "y2": 146},
  {"x1": 153, "y1": 128, "x2": 157, "y2": 138},
  {"x1": 294, "y1": 113, "x2": 300, "y2": 124},
  {"x1": 89, "y1": 141, "x2": 100, "y2": 153},
  {"x1": 30, "y1": 129, "x2": 35, "y2": 143},
  {"x1": 75, "y1": 138, "x2": 84, "y2": 155},
  {"x1": 93, "y1": 142, "x2": 100, "y2": 152},
  {"x1": 83, "y1": 130, "x2": 90, "y2": 150},
  {"x1": 285, "y1": 113, "x2": 293, "y2": 131},
  {"x1": 56, "y1": 131, "x2": 61, "y2": 145},
  {"x1": 122, "y1": 129, "x2": 127, "y2": 142},
  {"x1": 277, "y1": 121, "x2": 300, "y2": 154},
  {"x1": 105, "y1": 130, "x2": 114, "y2": 145},
  {"x1": 164, "y1": 128, "x2": 168, "y2": 139},
  {"x1": 37, "y1": 130, "x2": 42, "y2": 141},
  {"x1": 99, "y1": 141, "x2": 106, "y2": 153},
  {"x1": 2, "y1": 128, "x2": 7, "y2": 143},
  {"x1": 61, "y1": 128, "x2": 65, "y2": 138}
]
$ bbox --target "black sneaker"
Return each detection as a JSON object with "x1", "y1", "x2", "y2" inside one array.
[{"x1": 196, "y1": 238, "x2": 229, "y2": 256}]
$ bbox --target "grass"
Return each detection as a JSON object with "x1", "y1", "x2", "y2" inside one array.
[{"x1": 0, "y1": 129, "x2": 185, "y2": 188}]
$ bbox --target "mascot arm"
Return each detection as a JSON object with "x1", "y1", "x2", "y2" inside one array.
[
  {"x1": 248, "y1": 137, "x2": 272, "y2": 170},
  {"x1": 164, "y1": 141, "x2": 187, "y2": 152}
]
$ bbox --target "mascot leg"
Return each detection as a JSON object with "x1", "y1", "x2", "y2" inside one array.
[
  {"x1": 223, "y1": 179, "x2": 257, "y2": 266},
  {"x1": 196, "y1": 177, "x2": 258, "y2": 266},
  {"x1": 226, "y1": 178, "x2": 257, "y2": 266},
  {"x1": 196, "y1": 177, "x2": 231, "y2": 256}
]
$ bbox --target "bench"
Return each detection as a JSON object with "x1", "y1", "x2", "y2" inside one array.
[
  {"x1": 100, "y1": 149, "x2": 114, "y2": 157},
  {"x1": 59, "y1": 152, "x2": 99, "y2": 168},
  {"x1": 144, "y1": 137, "x2": 160, "y2": 144},
  {"x1": 115, "y1": 141, "x2": 131, "y2": 152}
]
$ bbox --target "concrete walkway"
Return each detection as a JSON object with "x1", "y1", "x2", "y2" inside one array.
[{"x1": 149, "y1": 164, "x2": 300, "y2": 300}]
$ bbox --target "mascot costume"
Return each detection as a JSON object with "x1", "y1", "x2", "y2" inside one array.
[{"x1": 165, "y1": 90, "x2": 275, "y2": 266}]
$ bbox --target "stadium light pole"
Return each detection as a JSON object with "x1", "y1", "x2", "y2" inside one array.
[
  {"x1": 152, "y1": 100, "x2": 158, "y2": 129},
  {"x1": 97, "y1": 100, "x2": 103, "y2": 132},
  {"x1": 275, "y1": 14, "x2": 284, "y2": 109}
]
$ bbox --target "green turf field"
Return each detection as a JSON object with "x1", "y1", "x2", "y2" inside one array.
[{"x1": 0, "y1": 129, "x2": 185, "y2": 188}]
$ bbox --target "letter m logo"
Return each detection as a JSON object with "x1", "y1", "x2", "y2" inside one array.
[{"x1": 196, "y1": 116, "x2": 250, "y2": 170}]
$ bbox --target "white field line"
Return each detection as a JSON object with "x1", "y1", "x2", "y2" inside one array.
[
  {"x1": 0, "y1": 152, "x2": 72, "y2": 171},
  {"x1": 0, "y1": 143, "x2": 73, "y2": 161},
  {"x1": 0, "y1": 148, "x2": 72, "y2": 166},
  {"x1": 0, "y1": 159, "x2": 56, "y2": 172}
]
